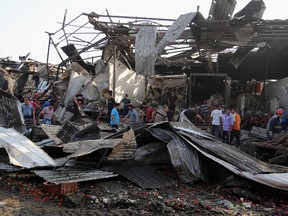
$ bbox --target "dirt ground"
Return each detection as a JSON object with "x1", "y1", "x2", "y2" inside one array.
[{"x1": 0, "y1": 169, "x2": 288, "y2": 216}]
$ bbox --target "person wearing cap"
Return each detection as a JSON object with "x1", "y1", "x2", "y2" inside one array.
[
  {"x1": 123, "y1": 103, "x2": 139, "y2": 125},
  {"x1": 267, "y1": 108, "x2": 283, "y2": 139},
  {"x1": 110, "y1": 103, "x2": 120, "y2": 129}
]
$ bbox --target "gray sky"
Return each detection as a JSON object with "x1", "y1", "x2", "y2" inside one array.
[{"x1": 1, "y1": 0, "x2": 287, "y2": 64}]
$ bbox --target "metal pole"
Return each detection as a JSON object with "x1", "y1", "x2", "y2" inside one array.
[
  {"x1": 113, "y1": 46, "x2": 117, "y2": 95},
  {"x1": 46, "y1": 37, "x2": 51, "y2": 84}
]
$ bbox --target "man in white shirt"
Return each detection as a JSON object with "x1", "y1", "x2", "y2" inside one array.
[{"x1": 210, "y1": 104, "x2": 222, "y2": 138}]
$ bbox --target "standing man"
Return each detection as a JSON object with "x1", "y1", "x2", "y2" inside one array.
[
  {"x1": 230, "y1": 108, "x2": 241, "y2": 147},
  {"x1": 222, "y1": 108, "x2": 234, "y2": 144},
  {"x1": 210, "y1": 104, "x2": 222, "y2": 138},
  {"x1": 123, "y1": 104, "x2": 139, "y2": 125},
  {"x1": 107, "y1": 90, "x2": 115, "y2": 123},
  {"x1": 142, "y1": 103, "x2": 155, "y2": 123},
  {"x1": 200, "y1": 100, "x2": 209, "y2": 124},
  {"x1": 21, "y1": 97, "x2": 36, "y2": 127},
  {"x1": 120, "y1": 94, "x2": 131, "y2": 117},
  {"x1": 153, "y1": 105, "x2": 169, "y2": 122},
  {"x1": 110, "y1": 103, "x2": 120, "y2": 129},
  {"x1": 37, "y1": 103, "x2": 55, "y2": 125}
]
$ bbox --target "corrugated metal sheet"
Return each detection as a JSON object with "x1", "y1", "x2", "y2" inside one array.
[
  {"x1": 146, "y1": 122, "x2": 288, "y2": 191},
  {"x1": 41, "y1": 124, "x2": 63, "y2": 145},
  {"x1": 108, "y1": 128, "x2": 136, "y2": 161},
  {"x1": 179, "y1": 130, "x2": 288, "y2": 174},
  {"x1": 54, "y1": 106, "x2": 74, "y2": 125},
  {"x1": 57, "y1": 121, "x2": 79, "y2": 143},
  {"x1": 0, "y1": 127, "x2": 56, "y2": 168},
  {"x1": 62, "y1": 139, "x2": 122, "y2": 154},
  {"x1": 202, "y1": 0, "x2": 237, "y2": 41},
  {"x1": 167, "y1": 139, "x2": 200, "y2": 183},
  {"x1": 34, "y1": 169, "x2": 118, "y2": 184},
  {"x1": 155, "y1": 12, "x2": 197, "y2": 55},
  {"x1": 103, "y1": 161, "x2": 175, "y2": 189},
  {"x1": 0, "y1": 90, "x2": 25, "y2": 133},
  {"x1": 135, "y1": 26, "x2": 157, "y2": 76},
  {"x1": 175, "y1": 125, "x2": 288, "y2": 191},
  {"x1": 57, "y1": 120, "x2": 100, "y2": 144},
  {"x1": 0, "y1": 162, "x2": 22, "y2": 172},
  {"x1": 63, "y1": 70, "x2": 87, "y2": 106},
  {"x1": 57, "y1": 129, "x2": 135, "y2": 166}
]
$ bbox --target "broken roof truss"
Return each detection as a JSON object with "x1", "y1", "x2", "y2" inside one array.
[{"x1": 46, "y1": 0, "x2": 288, "y2": 79}]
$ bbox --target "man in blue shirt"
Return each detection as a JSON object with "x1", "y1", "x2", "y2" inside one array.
[
  {"x1": 21, "y1": 97, "x2": 36, "y2": 127},
  {"x1": 110, "y1": 103, "x2": 120, "y2": 129},
  {"x1": 221, "y1": 108, "x2": 234, "y2": 144},
  {"x1": 123, "y1": 104, "x2": 139, "y2": 125}
]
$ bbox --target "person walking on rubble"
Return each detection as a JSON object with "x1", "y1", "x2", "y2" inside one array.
[
  {"x1": 107, "y1": 90, "x2": 115, "y2": 123},
  {"x1": 120, "y1": 93, "x2": 131, "y2": 117},
  {"x1": 221, "y1": 108, "x2": 234, "y2": 144},
  {"x1": 123, "y1": 103, "x2": 139, "y2": 125},
  {"x1": 210, "y1": 104, "x2": 222, "y2": 138},
  {"x1": 37, "y1": 103, "x2": 56, "y2": 125},
  {"x1": 230, "y1": 108, "x2": 241, "y2": 147},
  {"x1": 21, "y1": 97, "x2": 36, "y2": 127},
  {"x1": 110, "y1": 103, "x2": 121, "y2": 129},
  {"x1": 267, "y1": 108, "x2": 283, "y2": 139},
  {"x1": 200, "y1": 100, "x2": 210, "y2": 124},
  {"x1": 152, "y1": 105, "x2": 169, "y2": 122},
  {"x1": 142, "y1": 103, "x2": 155, "y2": 123}
]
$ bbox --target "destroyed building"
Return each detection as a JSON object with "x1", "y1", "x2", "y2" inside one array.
[{"x1": 1, "y1": 0, "x2": 288, "y2": 214}]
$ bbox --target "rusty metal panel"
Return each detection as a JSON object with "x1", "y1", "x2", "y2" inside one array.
[
  {"x1": 108, "y1": 129, "x2": 136, "y2": 161},
  {"x1": 0, "y1": 127, "x2": 56, "y2": 168},
  {"x1": 155, "y1": 12, "x2": 197, "y2": 55},
  {"x1": 34, "y1": 169, "x2": 118, "y2": 184},
  {"x1": 103, "y1": 161, "x2": 175, "y2": 188},
  {"x1": 0, "y1": 90, "x2": 25, "y2": 133},
  {"x1": 135, "y1": 26, "x2": 157, "y2": 76}
]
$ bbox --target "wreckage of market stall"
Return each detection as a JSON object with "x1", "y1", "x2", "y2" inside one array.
[{"x1": 2, "y1": 0, "x2": 288, "y2": 194}]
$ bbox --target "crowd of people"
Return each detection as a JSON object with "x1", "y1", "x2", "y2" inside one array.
[
  {"x1": 19, "y1": 92, "x2": 57, "y2": 129},
  {"x1": 17, "y1": 88, "x2": 287, "y2": 146}
]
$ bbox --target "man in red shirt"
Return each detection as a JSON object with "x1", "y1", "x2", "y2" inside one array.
[{"x1": 143, "y1": 103, "x2": 155, "y2": 123}]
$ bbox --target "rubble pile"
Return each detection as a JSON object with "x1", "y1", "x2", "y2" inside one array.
[{"x1": 0, "y1": 90, "x2": 288, "y2": 214}]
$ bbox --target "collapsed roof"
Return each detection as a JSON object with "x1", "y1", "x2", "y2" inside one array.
[{"x1": 47, "y1": 0, "x2": 288, "y2": 81}]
